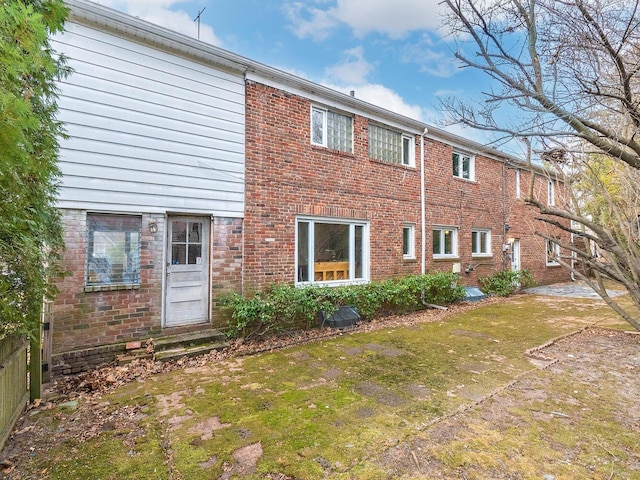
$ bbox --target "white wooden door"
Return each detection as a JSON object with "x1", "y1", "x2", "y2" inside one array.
[
  {"x1": 165, "y1": 217, "x2": 210, "y2": 327},
  {"x1": 511, "y1": 239, "x2": 521, "y2": 272}
]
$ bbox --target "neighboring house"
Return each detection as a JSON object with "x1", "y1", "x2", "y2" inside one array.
[{"x1": 50, "y1": 0, "x2": 570, "y2": 375}]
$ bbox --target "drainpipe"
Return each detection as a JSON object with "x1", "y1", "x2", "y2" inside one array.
[{"x1": 420, "y1": 128, "x2": 428, "y2": 274}]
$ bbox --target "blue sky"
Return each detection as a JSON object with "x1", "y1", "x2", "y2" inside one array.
[{"x1": 92, "y1": 0, "x2": 502, "y2": 149}]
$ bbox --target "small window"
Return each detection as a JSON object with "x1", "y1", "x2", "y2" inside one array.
[
  {"x1": 311, "y1": 106, "x2": 353, "y2": 153},
  {"x1": 86, "y1": 214, "x2": 141, "y2": 285},
  {"x1": 403, "y1": 225, "x2": 415, "y2": 259},
  {"x1": 369, "y1": 124, "x2": 415, "y2": 166},
  {"x1": 546, "y1": 239, "x2": 560, "y2": 266},
  {"x1": 515, "y1": 170, "x2": 521, "y2": 199},
  {"x1": 433, "y1": 227, "x2": 458, "y2": 258},
  {"x1": 547, "y1": 180, "x2": 555, "y2": 205},
  {"x1": 453, "y1": 152, "x2": 474, "y2": 180},
  {"x1": 472, "y1": 229, "x2": 492, "y2": 257}
]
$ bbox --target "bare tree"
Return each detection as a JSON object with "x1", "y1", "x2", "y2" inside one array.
[{"x1": 440, "y1": 0, "x2": 640, "y2": 330}]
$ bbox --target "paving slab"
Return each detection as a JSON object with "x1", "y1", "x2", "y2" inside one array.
[{"x1": 524, "y1": 280, "x2": 627, "y2": 299}]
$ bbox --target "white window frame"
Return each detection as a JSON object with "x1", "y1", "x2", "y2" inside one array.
[
  {"x1": 546, "y1": 239, "x2": 560, "y2": 266},
  {"x1": 515, "y1": 170, "x2": 521, "y2": 199},
  {"x1": 432, "y1": 226, "x2": 458, "y2": 259},
  {"x1": 310, "y1": 105, "x2": 353, "y2": 153},
  {"x1": 295, "y1": 216, "x2": 369, "y2": 286},
  {"x1": 403, "y1": 224, "x2": 415, "y2": 259},
  {"x1": 471, "y1": 228, "x2": 492, "y2": 257},
  {"x1": 452, "y1": 151, "x2": 474, "y2": 180},
  {"x1": 547, "y1": 179, "x2": 555, "y2": 206},
  {"x1": 368, "y1": 124, "x2": 415, "y2": 167}
]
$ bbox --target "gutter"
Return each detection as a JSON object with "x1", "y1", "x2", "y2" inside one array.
[{"x1": 420, "y1": 128, "x2": 428, "y2": 274}]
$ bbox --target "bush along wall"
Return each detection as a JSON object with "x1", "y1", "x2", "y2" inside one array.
[
  {"x1": 221, "y1": 272, "x2": 466, "y2": 339},
  {"x1": 478, "y1": 269, "x2": 536, "y2": 297}
]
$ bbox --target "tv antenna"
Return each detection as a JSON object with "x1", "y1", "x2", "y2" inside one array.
[{"x1": 194, "y1": 7, "x2": 206, "y2": 40}]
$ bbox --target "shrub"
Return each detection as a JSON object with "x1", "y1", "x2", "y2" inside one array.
[
  {"x1": 478, "y1": 269, "x2": 536, "y2": 297},
  {"x1": 221, "y1": 272, "x2": 466, "y2": 339}
]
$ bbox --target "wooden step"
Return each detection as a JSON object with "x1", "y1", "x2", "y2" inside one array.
[
  {"x1": 154, "y1": 341, "x2": 227, "y2": 362},
  {"x1": 153, "y1": 329, "x2": 226, "y2": 352}
]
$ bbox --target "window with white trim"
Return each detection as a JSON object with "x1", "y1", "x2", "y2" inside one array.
[
  {"x1": 547, "y1": 180, "x2": 555, "y2": 205},
  {"x1": 472, "y1": 229, "x2": 492, "y2": 257},
  {"x1": 515, "y1": 170, "x2": 521, "y2": 198},
  {"x1": 296, "y1": 217, "x2": 368, "y2": 284},
  {"x1": 369, "y1": 124, "x2": 414, "y2": 166},
  {"x1": 432, "y1": 227, "x2": 458, "y2": 258},
  {"x1": 403, "y1": 224, "x2": 415, "y2": 259},
  {"x1": 546, "y1": 239, "x2": 560, "y2": 266},
  {"x1": 311, "y1": 106, "x2": 353, "y2": 153},
  {"x1": 452, "y1": 152, "x2": 474, "y2": 180},
  {"x1": 86, "y1": 214, "x2": 141, "y2": 286}
]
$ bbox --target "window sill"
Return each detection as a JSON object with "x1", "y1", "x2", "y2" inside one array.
[
  {"x1": 296, "y1": 279, "x2": 369, "y2": 288},
  {"x1": 403, "y1": 256, "x2": 417, "y2": 262},
  {"x1": 433, "y1": 256, "x2": 460, "y2": 262},
  {"x1": 472, "y1": 254, "x2": 493, "y2": 259},
  {"x1": 311, "y1": 145, "x2": 355, "y2": 158},
  {"x1": 84, "y1": 283, "x2": 140, "y2": 293},
  {"x1": 452, "y1": 176, "x2": 476, "y2": 184},
  {"x1": 546, "y1": 263, "x2": 561, "y2": 267},
  {"x1": 369, "y1": 158, "x2": 416, "y2": 169}
]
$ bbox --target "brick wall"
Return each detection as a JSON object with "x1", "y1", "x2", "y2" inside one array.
[
  {"x1": 52, "y1": 212, "x2": 244, "y2": 374},
  {"x1": 244, "y1": 80, "x2": 571, "y2": 289},
  {"x1": 211, "y1": 217, "x2": 244, "y2": 326},
  {"x1": 244, "y1": 81, "x2": 423, "y2": 290}
]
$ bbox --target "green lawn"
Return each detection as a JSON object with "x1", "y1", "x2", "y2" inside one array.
[{"x1": 18, "y1": 293, "x2": 638, "y2": 479}]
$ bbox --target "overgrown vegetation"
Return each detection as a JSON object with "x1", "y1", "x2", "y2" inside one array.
[
  {"x1": 479, "y1": 269, "x2": 536, "y2": 297},
  {"x1": 0, "y1": 0, "x2": 69, "y2": 339},
  {"x1": 221, "y1": 272, "x2": 465, "y2": 339}
]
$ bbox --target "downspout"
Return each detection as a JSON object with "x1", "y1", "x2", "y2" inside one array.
[{"x1": 420, "y1": 128, "x2": 428, "y2": 274}]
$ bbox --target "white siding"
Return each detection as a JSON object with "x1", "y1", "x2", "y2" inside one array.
[{"x1": 53, "y1": 22, "x2": 245, "y2": 216}]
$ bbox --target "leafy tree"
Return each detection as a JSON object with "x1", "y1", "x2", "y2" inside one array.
[
  {"x1": 0, "y1": 0, "x2": 68, "y2": 339},
  {"x1": 441, "y1": 0, "x2": 640, "y2": 330}
]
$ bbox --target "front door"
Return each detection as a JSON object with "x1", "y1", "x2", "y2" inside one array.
[
  {"x1": 511, "y1": 239, "x2": 521, "y2": 272},
  {"x1": 165, "y1": 217, "x2": 210, "y2": 327}
]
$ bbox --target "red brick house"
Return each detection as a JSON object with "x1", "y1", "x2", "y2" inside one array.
[{"x1": 49, "y1": 0, "x2": 569, "y2": 375}]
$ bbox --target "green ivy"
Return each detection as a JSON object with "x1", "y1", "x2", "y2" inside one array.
[
  {"x1": 220, "y1": 272, "x2": 466, "y2": 339},
  {"x1": 478, "y1": 269, "x2": 536, "y2": 297}
]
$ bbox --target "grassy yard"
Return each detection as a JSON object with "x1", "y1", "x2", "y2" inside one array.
[{"x1": 6, "y1": 292, "x2": 640, "y2": 479}]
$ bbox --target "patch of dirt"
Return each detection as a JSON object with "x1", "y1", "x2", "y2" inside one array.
[
  {"x1": 218, "y1": 442, "x2": 263, "y2": 480},
  {"x1": 375, "y1": 327, "x2": 640, "y2": 479}
]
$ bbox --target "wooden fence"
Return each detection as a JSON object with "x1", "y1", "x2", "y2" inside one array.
[{"x1": 0, "y1": 334, "x2": 28, "y2": 452}]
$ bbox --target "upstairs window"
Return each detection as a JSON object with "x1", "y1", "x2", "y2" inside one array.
[
  {"x1": 369, "y1": 124, "x2": 414, "y2": 166},
  {"x1": 86, "y1": 214, "x2": 141, "y2": 286},
  {"x1": 547, "y1": 180, "x2": 555, "y2": 205},
  {"x1": 453, "y1": 152, "x2": 474, "y2": 180},
  {"x1": 515, "y1": 170, "x2": 521, "y2": 198},
  {"x1": 311, "y1": 106, "x2": 353, "y2": 153},
  {"x1": 433, "y1": 227, "x2": 458, "y2": 258},
  {"x1": 472, "y1": 229, "x2": 492, "y2": 257}
]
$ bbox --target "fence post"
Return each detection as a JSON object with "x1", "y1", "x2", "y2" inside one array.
[
  {"x1": 42, "y1": 301, "x2": 53, "y2": 383},
  {"x1": 29, "y1": 322, "x2": 42, "y2": 402}
]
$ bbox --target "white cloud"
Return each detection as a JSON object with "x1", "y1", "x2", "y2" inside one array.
[
  {"x1": 324, "y1": 46, "x2": 375, "y2": 84},
  {"x1": 401, "y1": 35, "x2": 461, "y2": 78},
  {"x1": 324, "y1": 82, "x2": 425, "y2": 121},
  {"x1": 93, "y1": 0, "x2": 222, "y2": 46},
  {"x1": 286, "y1": 0, "x2": 447, "y2": 40}
]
